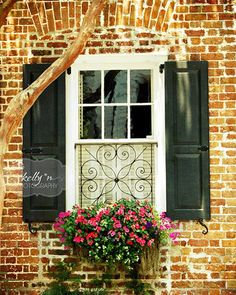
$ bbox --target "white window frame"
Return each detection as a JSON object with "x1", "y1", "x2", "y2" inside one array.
[{"x1": 66, "y1": 53, "x2": 167, "y2": 212}]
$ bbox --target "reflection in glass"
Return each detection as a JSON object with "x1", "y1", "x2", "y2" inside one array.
[
  {"x1": 105, "y1": 106, "x2": 127, "y2": 139},
  {"x1": 104, "y1": 70, "x2": 127, "y2": 103},
  {"x1": 131, "y1": 106, "x2": 151, "y2": 138},
  {"x1": 130, "y1": 70, "x2": 151, "y2": 103},
  {"x1": 81, "y1": 71, "x2": 101, "y2": 104},
  {"x1": 81, "y1": 107, "x2": 101, "y2": 139}
]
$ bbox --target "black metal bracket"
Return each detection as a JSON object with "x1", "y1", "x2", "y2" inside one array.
[
  {"x1": 28, "y1": 222, "x2": 40, "y2": 235},
  {"x1": 67, "y1": 67, "x2": 71, "y2": 75},
  {"x1": 197, "y1": 218, "x2": 208, "y2": 235},
  {"x1": 159, "y1": 64, "x2": 165, "y2": 73}
]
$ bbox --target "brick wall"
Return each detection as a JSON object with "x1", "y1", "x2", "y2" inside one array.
[{"x1": 0, "y1": 0, "x2": 236, "y2": 294}]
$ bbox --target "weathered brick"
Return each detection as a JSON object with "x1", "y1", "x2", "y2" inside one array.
[{"x1": 1, "y1": 2, "x2": 236, "y2": 295}]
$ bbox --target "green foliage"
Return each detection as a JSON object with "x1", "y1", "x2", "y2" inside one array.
[
  {"x1": 125, "y1": 268, "x2": 152, "y2": 295},
  {"x1": 54, "y1": 199, "x2": 179, "y2": 271},
  {"x1": 42, "y1": 283, "x2": 70, "y2": 295},
  {"x1": 80, "y1": 289, "x2": 108, "y2": 295},
  {"x1": 53, "y1": 262, "x2": 76, "y2": 282},
  {"x1": 41, "y1": 260, "x2": 107, "y2": 295}
]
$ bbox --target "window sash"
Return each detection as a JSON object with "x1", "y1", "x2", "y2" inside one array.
[{"x1": 66, "y1": 53, "x2": 167, "y2": 212}]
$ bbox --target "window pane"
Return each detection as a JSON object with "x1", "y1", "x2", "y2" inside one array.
[
  {"x1": 105, "y1": 106, "x2": 127, "y2": 138},
  {"x1": 81, "y1": 71, "x2": 101, "y2": 104},
  {"x1": 104, "y1": 70, "x2": 127, "y2": 103},
  {"x1": 81, "y1": 107, "x2": 101, "y2": 139},
  {"x1": 131, "y1": 106, "x2": 151, "y2": 138},
  {"x1": 130, "y1": 70, "x2": 151, "y2": 103}
]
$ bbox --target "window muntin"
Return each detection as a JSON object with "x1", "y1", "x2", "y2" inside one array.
[{"x1": 79, "y1": 69, "x2": 153, "y2": 140}]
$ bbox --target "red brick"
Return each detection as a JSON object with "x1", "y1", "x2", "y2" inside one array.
[
  {"x1": 1, "y1": 3, "x2": 236, "y2": 295},
  {"x1": 17, "y1": 257, "x2": 39, "y2": 264},
  {"x1": 189, "y1": 240, "x2": 209, "y2": 247}
]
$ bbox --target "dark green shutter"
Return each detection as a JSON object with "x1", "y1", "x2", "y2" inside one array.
[
  {"x1": 23, "y1": 64, "x2": 65, "y2": 222},
  {"x1": 165, "y1": 61, "x2": 210, "y2": 220}
]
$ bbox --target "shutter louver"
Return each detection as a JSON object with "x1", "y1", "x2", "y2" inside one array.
[
  {"x1": 23, "y1": 64, "x2": 65, "y2": 222},
  {"x1": 165, "y1": 61, "x2": 210, "y2": 220}
]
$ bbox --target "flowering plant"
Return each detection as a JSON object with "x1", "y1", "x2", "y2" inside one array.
[{"x1": 54, "y1": 199, "x2": 179, "y2": 270}]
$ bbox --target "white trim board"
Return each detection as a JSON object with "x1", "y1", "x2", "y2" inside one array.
[{"x1": 66, "y1": 53, "x2": 167, "y2": 212}]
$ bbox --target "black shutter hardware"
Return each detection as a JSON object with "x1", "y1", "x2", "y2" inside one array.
[{"x1": 159, "y1": 64, "x2": 165, "y2": 73}]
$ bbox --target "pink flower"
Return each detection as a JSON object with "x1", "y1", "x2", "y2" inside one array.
[
  {"x1": 88, "y1": 240, "x2": 94, "y2": 245},
  {"x1": 123, "y1": 226, "x2": 129, "y2": 233},
  {"x1": 147, "y1": 239, "x2": 154, "y2": 247},
  {"x1": 96, "y1": 226, "x2": 102, "y2": 232},
  {"x1": 116, "y1": 208, "x2": 124, "y2": 215},
  {"x1": 115, "y1": 232, "x2": 121, "y2": 240},
  {"x1": 160, "y1": 212, "x2": 166, "y2": 219},
  {"x1": 169, "y1": 232, "x2": 180, "y2": 241},
  {"x1": 131, "y1": 223, "x2": 140, "y2": 230},
  {"x1": 108, "y1": 230, "x2": 116, "y2": 236},
  {"x1": 60, "y1": 237, "x2": 66, "y2": 243},
  {"x1": 113, "y1": 222, "x2": 122, "y2": 229},
  {"x1": 127, "y1": 240, "x2": 133, "y2": 245},
  {"x1": 139, "y1": 207, "x2": 146, "y2": 217},
  {"x1": 86, "y1": 232, "x2": 98, "y2": 240},
  {"x1": 136, "y1": 237, "x2": 146, "y2": 246},
  {"x1": 124, "y1": 214, "x2": 131, "y2": 221},
  {"x1": 112, "y1": 216, "x2": 118, "y2": 222},
  {"x1": 53, "y1": 221, "x2": 65, "y2": 232},
  {"x1": 77, "y1": 208, "x2": 85, "y2": 215},
  {"x1": 88, "y1": 217, "x2": 98, "y2": 227},
  {"x1": 58, "y1": 211, "x2": 71, "y2": 219},
  {"x1": 73, "y1": 236, "x2": 84, "y2": 243},
  {"x1": 132, "y1": 216, "x2": 138, "y2": 222},
  {"x1": 98, "y1": 208, "x2": 110, "y2": 216},
  {"x1": 129, "y1": 232, "x2": 135, "y2": 238},
  {"x1": 75, "y1": 215, "x2": 87, "y2": 224}
]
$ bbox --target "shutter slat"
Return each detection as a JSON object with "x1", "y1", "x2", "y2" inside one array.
[
  {"x1": 23, "y1": 64, "x2": 65, "y2": 222},
  {"x1": 165, "y1": 61, "x2": 210, "y2": 220}
]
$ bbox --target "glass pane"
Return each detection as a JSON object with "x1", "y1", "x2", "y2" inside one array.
[
  {"x1": 131, "y1": 106, "x2": 151, "y2": 138},
  {"x1": 81, "y1": 71, "x2": 101, "y2": 104},
  {"x1": 104, "y1": 70, "x2": 127, "y2": 103},
  {"x1": 81, "y1": 107, "x2": 101, "y2": 139},
  {"x1": 105, "y1": 106, "x2": 127, "y2": 139},
  {"x1": 130, "y1": 70, "x2": 151, "y2": 103}
]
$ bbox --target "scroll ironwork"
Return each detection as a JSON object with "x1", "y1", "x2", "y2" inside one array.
[{"x1": 77, "y1": 143, "x2": 154, "y2": 207}]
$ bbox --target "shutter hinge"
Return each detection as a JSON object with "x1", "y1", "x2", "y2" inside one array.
[
  {"x1": 67, "y1": 67, "x2": 71, "y2": 75},
  {"x1": 197, "y1": 219, "x2": 208, "y2": 235},
  {"x1": 28, "y1": 222, "x2": 40, "y2": 234},
  {"x1": 159, "y1": 64, "x2": 165, "y2": 73}
]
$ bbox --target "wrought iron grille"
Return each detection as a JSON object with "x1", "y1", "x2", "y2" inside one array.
[{"x1": 76, "y1": 143, "x2": 155, "y2": 207}]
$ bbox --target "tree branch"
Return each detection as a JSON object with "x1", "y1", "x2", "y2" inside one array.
[
  {"x1": 0, "y1": 0, "x2": 18, "y2": 28},
  {"x1": 0, "y1": 0, "x2": 107, "y2": 226}
]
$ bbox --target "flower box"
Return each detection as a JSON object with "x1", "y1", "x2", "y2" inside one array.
[{"x1": 54, "y1": 199, "x2": 179, "y2": 271}]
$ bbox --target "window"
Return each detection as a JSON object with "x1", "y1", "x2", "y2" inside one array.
[
  {"x1": 66, "y1": 54, "x2": 167, "y2": 211},
  {"x1": 23, "y1": 60, "x2": 209, "y2": 221}
]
